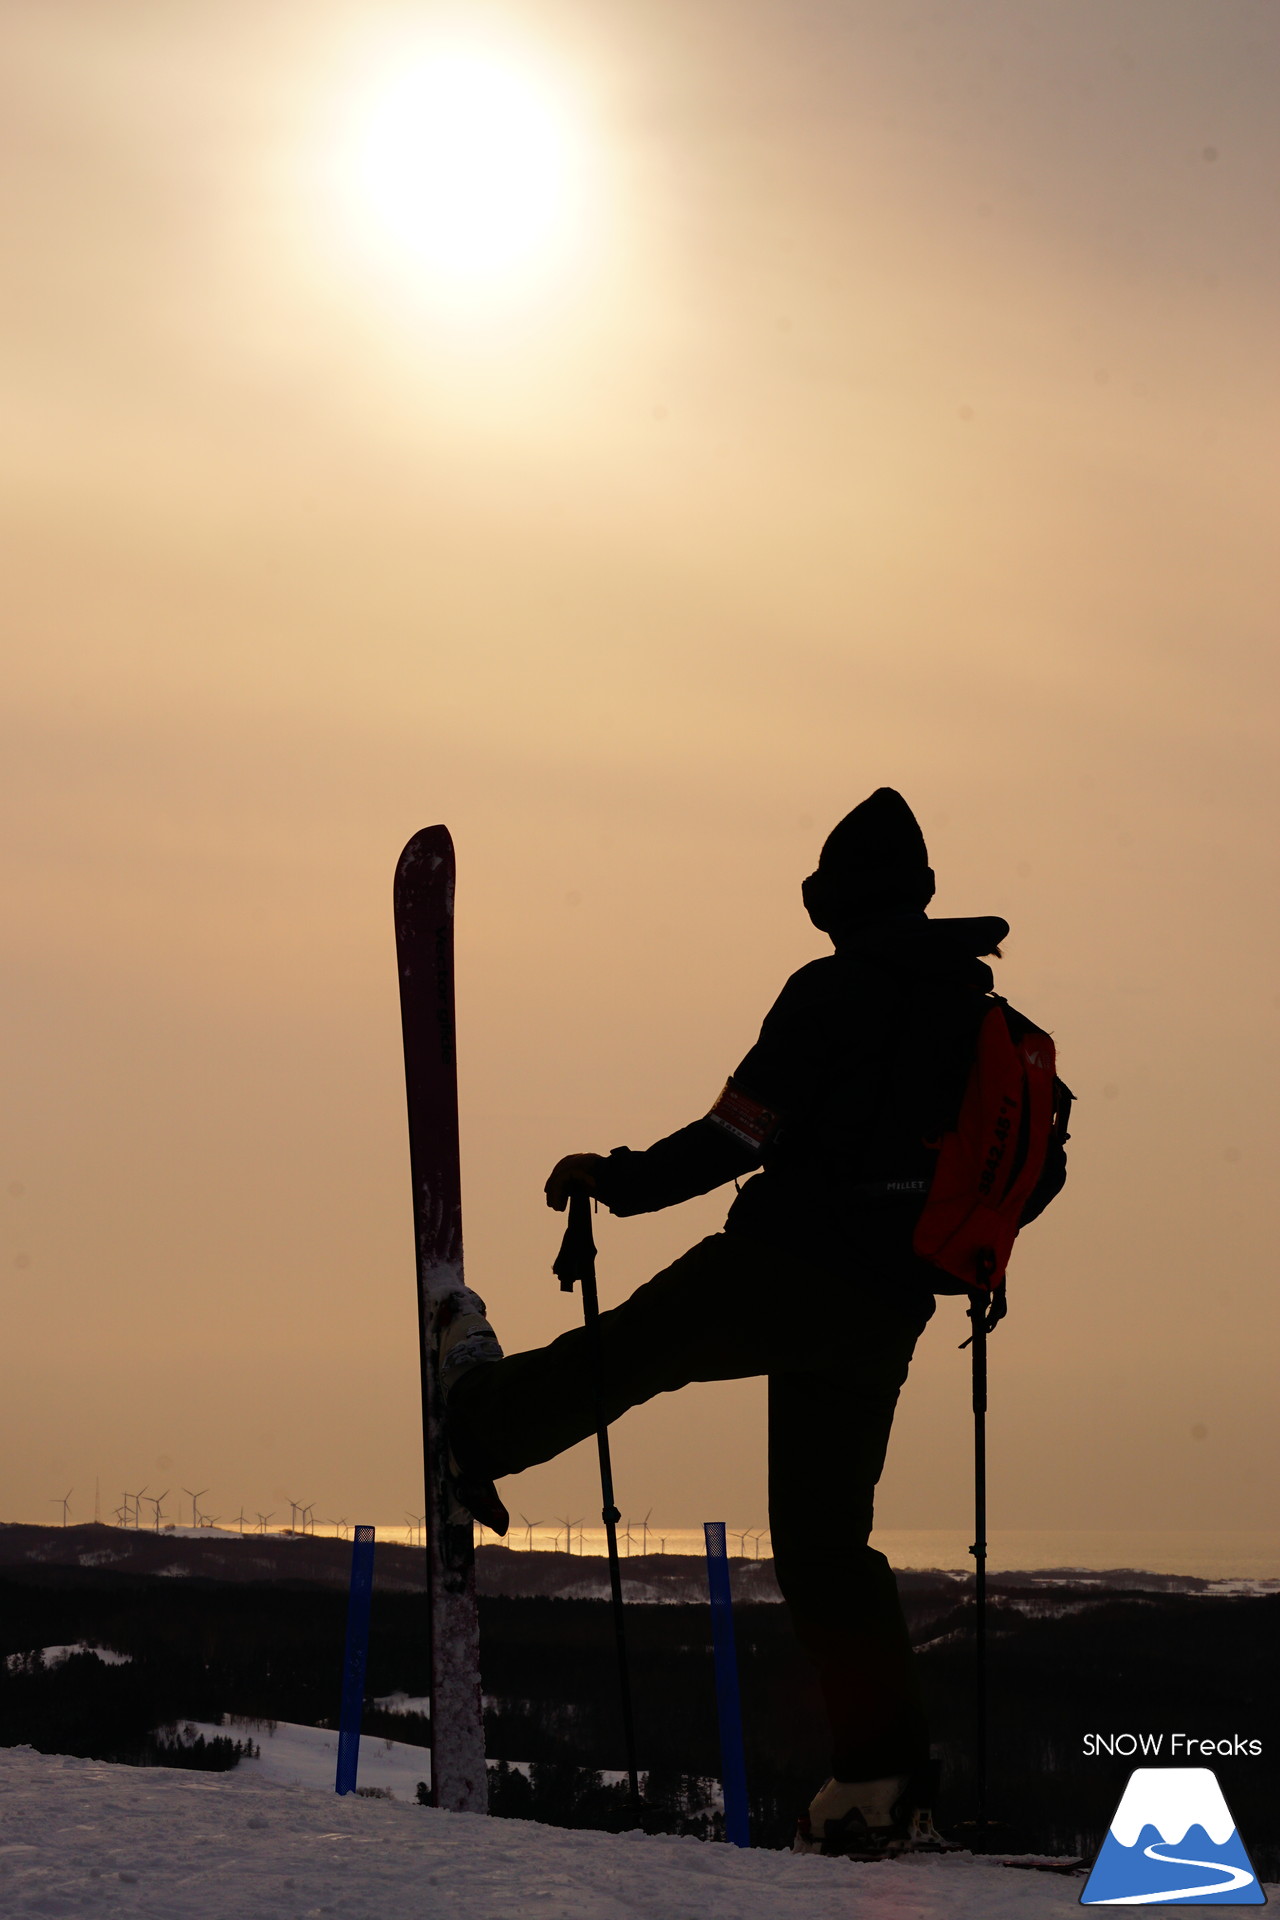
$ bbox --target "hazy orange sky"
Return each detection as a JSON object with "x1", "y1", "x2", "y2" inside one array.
[{"x1": 2, "y1": 0, "x2": 1276, "y2": 1542}]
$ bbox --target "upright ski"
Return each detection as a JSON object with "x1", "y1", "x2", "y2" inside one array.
[{"x1": 393, "y1": 826, "x2": 486, "y2": 1814}]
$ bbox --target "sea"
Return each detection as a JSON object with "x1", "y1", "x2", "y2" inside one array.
[
  {"x1": 92, "y1": 1518, "x2": 1280, "y2": 1583},
  {"x1": 368, "y1": 1524, "x2": 1280, "y2": 1581}
]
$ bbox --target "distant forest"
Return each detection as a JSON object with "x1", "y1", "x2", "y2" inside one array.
[{"x1": 0, "y1": 1545, "x2": 1276, "y2": 1866}]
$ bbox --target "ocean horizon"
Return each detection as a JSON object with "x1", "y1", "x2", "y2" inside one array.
[
  {"x1": 44, "y1": 1517, "x2": 1280, "y2": 1583},
  {"x1": 465, "y1": 1524, "x2": 1280, "y2": 1581}
]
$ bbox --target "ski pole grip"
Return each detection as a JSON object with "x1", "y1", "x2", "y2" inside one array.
[{"x1": 553, "y1": 1186, "x2": 597, "y2": 1293}]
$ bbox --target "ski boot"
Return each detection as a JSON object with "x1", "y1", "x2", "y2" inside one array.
[
  {"x1": 438, "y1": 1287, "x2": 504, "y2": 1398},
  {"x1": 792, "y1": 1764, "x2": 960, "y2": 1860},
  {"x1": 437, "y1": 1290, "x2": 510, "y2": 1537},
  {"x1": 903, "y1": 1805, "x2": 960, "y2": 1853}
]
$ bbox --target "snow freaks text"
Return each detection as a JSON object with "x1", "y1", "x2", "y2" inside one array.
[{"x1": 1083, "y1": 1733, "x2": 1263, "y2": 1758}]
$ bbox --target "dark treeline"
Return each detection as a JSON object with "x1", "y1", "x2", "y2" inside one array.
[{"x1": 0, "y1": 1564, "x2": 1275, "y2": 1864}]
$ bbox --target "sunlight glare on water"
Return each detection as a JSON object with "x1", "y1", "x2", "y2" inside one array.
[{"x1": 366, "y1": 1524, "x2": 1280, "y2": 1580}]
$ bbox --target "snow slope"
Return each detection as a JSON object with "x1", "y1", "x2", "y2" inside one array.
[
  {"x1": 184, "y1": 1718, "x2": 434, "y2": 1799},
  {"x1": 5, "y1": 1644, "x2": 132, "y2": 1672},
  {"x1": 0, "y1": 1744, "x2": 1140, "y2": 1919},
  {"x1": 186, "y1": 1719, "x2": 640, "y2": 1803}
]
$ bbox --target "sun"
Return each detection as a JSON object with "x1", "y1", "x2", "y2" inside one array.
[{"x1": 342, "y1": 46, "x2": 585, "y2": 297}]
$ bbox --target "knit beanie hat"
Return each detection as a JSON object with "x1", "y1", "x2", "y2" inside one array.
[{"x1": 802, "y1": 788, "x2": 936, "y2": 930}]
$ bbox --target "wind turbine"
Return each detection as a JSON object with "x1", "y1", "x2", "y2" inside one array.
[
  {"x1": 732, "y1": 1529, "x2": 750, "y2": 1559},
  {"x1": 183, "y1": 1488, "x2": 208, "y2": 1529},
  {"x1": 149, "y1": 1491, "x2": 169, "y2": 1532},
  {"x1": 639, "y1": 1509, "x2": 652, "y2": 1556},
  {"x1": 573, "y1": 1518, "x2": 586, "y2": 1556},
  {"x1": 51, "y1": 1489, "x2": 73, "y2": 1527},
  {"x1": 301, "y1": 1504, "x2": 315, "y2": 1536},
  {"x1": 256, "y1": 1511, "x2": 274, "y2": 1534},
  {"x1": 285, "y1": 1498, "x2": 300, "y2": 1534},
  {"x1": 518, "y1": 1514, "x2": 542, "y2": 1553},
  {"x1": 621, "y1": 1519, "x2": 635, "y2": 1557},
  {"x1": 234, "y1": 1508, "x2": 246, "y2": 1535},
  {"x1": 556, "y1": 1515, "x2": 574, "y2": 1555},
  {"x1": 130, "y1": 1489, "x2": 149, "y2": 1530}
]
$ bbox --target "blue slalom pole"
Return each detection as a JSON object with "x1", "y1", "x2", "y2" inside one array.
[
  {"x1": 335, "y1": 1525, "x2": 376, "y2": 1795},
  {"x1": 703, "y1": 1521, "x2": 750, "y2": 1847}
]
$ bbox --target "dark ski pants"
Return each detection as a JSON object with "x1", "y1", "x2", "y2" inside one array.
[{"x1": 450, "y1": 1226, "x2": 936, "y2": 1783}]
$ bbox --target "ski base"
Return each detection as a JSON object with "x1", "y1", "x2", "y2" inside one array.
[{"x1": 395, "y1": 825, "x2": 487, "y2": 1816}]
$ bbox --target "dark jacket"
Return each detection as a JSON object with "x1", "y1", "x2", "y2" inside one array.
[{"x1": 593, "y1": 911, "x2": 1017, "y2": 1252}]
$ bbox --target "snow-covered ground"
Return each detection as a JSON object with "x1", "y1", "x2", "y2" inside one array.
[
  {"x1": 0, "y1": 1743, "x2": 1184, "y2": 1920},
  {"x1": 5, "y1": 1645, "x2": 132, "y2": 1672},
  {"x1": 186, "y1": 1719, "x2": 433, "y2": 1799},
  {"x1": 369, "y1": 1692, "x2": 431, "y2": 1716},
  {"x1": 182, "y1": 1719, "x2": 651, "y2": 1801}
]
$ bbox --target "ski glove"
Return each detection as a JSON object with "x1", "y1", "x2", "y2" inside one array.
[{"x1": 545, "y1": 1153, "x2": 606, "y2": 1212}]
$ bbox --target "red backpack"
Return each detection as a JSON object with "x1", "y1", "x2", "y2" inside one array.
[{"x1": 912, "y1": 998, "x2": 1072, "y2": 1292}]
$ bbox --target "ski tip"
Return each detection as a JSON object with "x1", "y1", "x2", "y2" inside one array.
[
  {"x1": 395, "y1": 826, "x2": 456, "y2": 889},
  {"x1": 397, "y1": 824, "x2": 453, "y2": 858}
]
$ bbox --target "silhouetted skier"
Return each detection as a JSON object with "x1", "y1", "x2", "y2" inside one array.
[{"x1": 441, "y1": 788, "x2": 1066, "y2": 1856}]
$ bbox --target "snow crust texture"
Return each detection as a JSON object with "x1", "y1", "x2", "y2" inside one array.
[{"x1": 0, "y1": 1746, "x2": 1133, "y2": 1919}]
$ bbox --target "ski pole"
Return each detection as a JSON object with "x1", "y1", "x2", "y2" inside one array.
[
  {"x1": 966, "y1": 1288, "x2": 989, "y2": 1828},
  {"x1": 553, "y1": 1187, "x2": 642, "y2": 1815},
  {"x1": 703, "y1": 1522, "x2": 750, "y2": 1847},
  {"x1": 335, "y1": 1525, "x2": 376, "y2": 1795},
  {"x1": 960, "y1": 1263, "x2": 1004, "y2": 1833}
]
